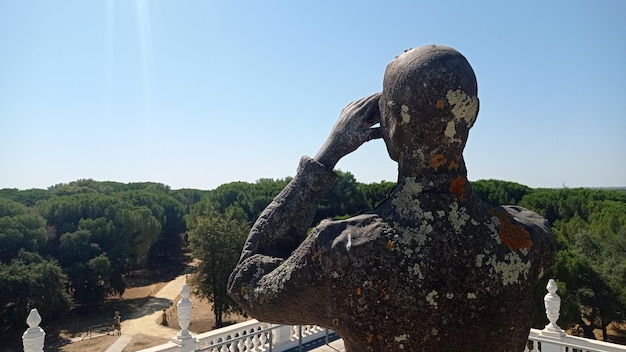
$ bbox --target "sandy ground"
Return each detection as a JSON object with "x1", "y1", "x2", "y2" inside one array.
[
  {"x1": 119, "y1": 272, "x2": 187, "y2": 337},
  {"x1": 56, "y1": 265, "x2": 247, "y2": 352}
]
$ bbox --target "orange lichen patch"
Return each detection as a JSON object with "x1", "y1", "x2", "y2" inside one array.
[
  {"x1": 386, "y1": 240, "x2": 395, "y2": 250},
  {"x1": 429, "y1": 154, "x2": 446, "y2": 169},
  {"x1": 311, "y1": 247, "x2": 325, "y2": 261},
  {"x1": 448, "y1": 160, "x2": 459, "y2": 171},
  {"x1": 492, "y1": 210, "x2": 533, "y2": 250},
  {"x1": 367, "y1": 333, "x2": 374, "y2": 344},
  {"x1": 449, "y1": 175, "x2": 467, "y2": 201},
  {"x1": 436, "y1": 99, "x2": 445, "y2": 109},
  {"x1": 356, "y1": 287, "x2": 362, "y2": 296}
]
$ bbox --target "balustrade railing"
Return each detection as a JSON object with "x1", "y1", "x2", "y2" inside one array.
[
  {"x1": 523, "y1": 279, "x2": 626, "y2": 352},
  {"x1": 22, "y1": 280, "x2": 626, "y2": 352}
]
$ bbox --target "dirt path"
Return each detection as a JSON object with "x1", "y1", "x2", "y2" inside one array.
[
  {"x1": 58, "y1": 259, "x2": 247, "y2": 352},
  {"x1": 120, "y1": 272, "x2": 189, "y2": 337}
]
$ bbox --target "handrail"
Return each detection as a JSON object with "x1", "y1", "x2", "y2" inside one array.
[
  {"x1": 22, "y1": 280, "x2": 626, "y2": 352},
  {"x1": 196, "y1": 324, "x2": 276, "y2": 352},
  {"x1": 526, "y1": 328, "x2": 626, "y2": 352}
]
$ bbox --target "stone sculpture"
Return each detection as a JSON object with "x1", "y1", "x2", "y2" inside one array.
[{"x1": 228, "y1": 44, "x2": 556, "y2": 351}]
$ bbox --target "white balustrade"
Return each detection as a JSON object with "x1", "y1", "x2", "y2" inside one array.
[
  {"x1": 22, "y1": 309, "x2": 45, "y2": 352},
  {"x1": 524, "y1": 279, "x2": 626, "y2": 352},
  {"x1": 171, "y1": 284, "x2": 197, "y2": 352},
  {"x1": 542, "y1": 279, "x2": 566, "y2": 338},
  {"x1": 195, "y1": 320, "x2": 274, "y2": 351},
  {"x1": 24, "y1": 278, "x2": 626, "y2": 352}
]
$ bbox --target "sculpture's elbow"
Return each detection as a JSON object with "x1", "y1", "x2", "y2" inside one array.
[{"x1": 227, "y1": 254, "x2": 285, "y2": 319}]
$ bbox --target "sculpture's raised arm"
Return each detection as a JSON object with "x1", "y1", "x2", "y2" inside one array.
[{"x1": 227, "y1": 93, "x2": 381, "y2": 322}]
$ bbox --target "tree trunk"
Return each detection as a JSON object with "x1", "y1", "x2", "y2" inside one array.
[
  {"x1": 214, "y1": 304, "x2": 223, "y2": 328},
  {"x1": 578, "y1": 318, "x2": 597, "y2": 339},
  {"x1": 601, "y1": 323, "x2": 609, "y2": 341}
]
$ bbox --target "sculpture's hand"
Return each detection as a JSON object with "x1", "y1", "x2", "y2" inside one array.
[{"x1": 314, "y1": 93, "x2": 382, "y2": 168}]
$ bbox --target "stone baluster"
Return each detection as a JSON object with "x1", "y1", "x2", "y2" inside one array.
[
  {"x1": 273, "y1": 325, "x2": 292, "y2": 347},
  {"x1": 237, "y1": 336, "x2": 246, "y2": 351},
  {"x1": 252, "y1": 331, "x2": 261, "y2": 349},
  {"x1": 172, "y1": 284, "x2": 197, "y2": 352},
  {"x1": 538, "y1": 279, "x2": 567, "y2": 352},
  {"x1": 23, "y1": 309, "x2": 45, "y2": 352},
  {"x1": 259, "y1": 330, "x2": 267, "y2": 349},
  {"x1": 541, "y1": 279, "x2": 566, "y2": 337}
]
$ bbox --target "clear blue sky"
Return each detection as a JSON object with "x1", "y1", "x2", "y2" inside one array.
[{"x1": 1, "y1": 0, "x2": 625, "y2": 190}]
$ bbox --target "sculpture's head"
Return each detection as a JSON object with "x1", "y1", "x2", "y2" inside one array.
[{"x1": 379, "y1": 45, "x2": 478, "y2": 174}]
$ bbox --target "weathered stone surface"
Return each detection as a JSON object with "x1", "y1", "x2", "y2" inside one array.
[{"x1": 228, "y1": 44, "x2": 556, "y2": 351}]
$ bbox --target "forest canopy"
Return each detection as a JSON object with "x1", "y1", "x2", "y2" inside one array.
[{"x1": 1, "y1": 177, "x2": 624, "y2": 340}]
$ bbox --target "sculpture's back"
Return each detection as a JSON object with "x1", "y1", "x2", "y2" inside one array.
[
  {"x1": 317, "y1": 45, "x2": 557, "y2": 351},
  {"x1": 228, "y1": 45, "x2": 556, "y2": 352},
  {"x1": 315, "y1": 197, "x2": 555, "y2": 351}
]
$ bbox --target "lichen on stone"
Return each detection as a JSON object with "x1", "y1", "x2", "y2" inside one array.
[
  {"x1": 426, "y1": 290, "x2": 439, "y2": 307},
  {"x1": 429, "y1": 154, "x2": 446, "y2": 169},
  {"x1": 391, "y1": 178, "x2": 425, "y2": 218},
  {"x1": 485, "y1": 252, "x2": 531, "y2": 286},
  {"x1": 444, "y1": 121, "x2": 459, "y2": 143},
  {"x1": 395, "y1": 334, "x2": 408, "y2": 342},
  {"x1": 486, "y1": 216, "x2": 502, "y2": 244},
  {"x1": 449, "y1": 175, "x2": 468, "y2": 201},
  {"x1": 491, "y1": 210, "x2": 533, "y2": 251},
  {"x1": 408, "y1": 263, "x2": 424, "y2": 279},
  {"x1": 448, "y1": 202, "x2": 470, "y2": 234},
  {"x1": 446, "y1": 89, "x2": 478, "y2": 125},
  {"x1": 400, "y1": 105, "x2": 411, "y2": 124},
  {"x1": 475, "y1": 254, "x2": 485, "y2": 267}
]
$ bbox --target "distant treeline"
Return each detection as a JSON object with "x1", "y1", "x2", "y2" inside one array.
[{"x1": 1, "y1": 176, "x2": 624, "y2": 339}]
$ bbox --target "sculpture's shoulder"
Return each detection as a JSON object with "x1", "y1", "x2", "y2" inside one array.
[
  {"x1": 497, "y1": 205, "x2": 552, "y2": 235},
  {"x1": 305, "y1": 213, "x2": 393, "y2": 253},
  {"x1": 491, "y1": 205, "x2": 556, "y2": 264},
  {"x1": 312, "y1": 212, "x2": 393, "y2": 252}
]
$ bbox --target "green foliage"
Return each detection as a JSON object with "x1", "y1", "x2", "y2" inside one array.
[
  {"x1": 543, "y1": 247, "x2": 626, "y2": 338},
  {"x1": 518, "y1": 188, "x2": 626, "y2": 224},
  {"x1": 0, "y1": 198, "x2": 47, "y2": 263},
  {"x1": 0, "y1": 251, "x2": 71, "y2": 328},
  {"x1": 187, "y1": 210, "x2": 249, "y2": 327},
  {"x1": 39, "y1": 193, "x2": 161, "y2": 266},
  {"x1": 2, "y1": 176, "x2": 625, "y2": 339},
  {"x1": 48, "y1": 179, "x2": 173, "y2": 196},
  {"x1": 196, "y1": 172, "x2": 376, "y2": 228},
  {"x1": 0, "y1": 188, "x2": 53, "y2": 207},
  {"x1": 358, "y1": 181, "x2": 395, "y2": 208},
  {"x1": 574, "y1": 201, "x2": 626, "y2": 308},
  {"x1": 515, "y1": 188, "x2": 626, "y2": 338},
  {"x1": 36, "y1": 192, "x2": 162, "y2": 302},
  {"x1": 0, "y1": 179, "x2": 191, "y2": 324},
  {"x1": 198, "y1": 178, "x2": 290, "y2": 224},
  {"x1": 315, "y1": 170, "x2": 370, "y2": 223},
  {"x1": 120, "y1": 190, "x2": 187, "y2": 266},
  {"x1": 171, "y1": 188, "x2": 207, "y2": 208},
  {"x1": 470, "y1": 179, "x2": 531, "y2": 207}
]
